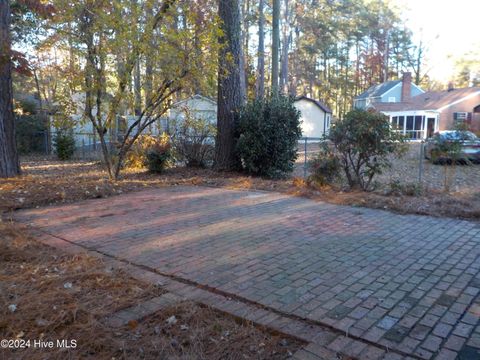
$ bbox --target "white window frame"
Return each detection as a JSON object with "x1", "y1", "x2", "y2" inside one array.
[{"x1": 454, "y1": 112, "x2": 469, "y2": 121}]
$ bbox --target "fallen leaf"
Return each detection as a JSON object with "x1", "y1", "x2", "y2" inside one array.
[{"x1": 128, "y1": 320, "x2": 138, "y2": 329}]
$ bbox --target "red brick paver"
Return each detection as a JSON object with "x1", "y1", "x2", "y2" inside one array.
[{"x1": 15, "y1": 186, "x2": 480, "y2": 358}]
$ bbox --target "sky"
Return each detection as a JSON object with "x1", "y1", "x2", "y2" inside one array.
[{"x1": 392, "y1": 0, "x2": 480, "y2": 83}]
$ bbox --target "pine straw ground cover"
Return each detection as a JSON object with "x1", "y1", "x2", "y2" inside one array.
[
  {"x1": 0, "y1": 222, "x2": 303, "y2": 359},
  {"x1": 0, "y1": 157, "x2": 479, "y2": 220}
]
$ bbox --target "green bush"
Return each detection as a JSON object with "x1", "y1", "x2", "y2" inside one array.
[
  {"x1": 145, "y1": 136, "x2": 174, "y2": 173},
  {"x1": 308, "y1": 142, "x2": 341, "y2": 187},
  {"x1": 328, "y1": 109, "x2": 406, "y2": 191},
  {"x1": 54, "y1": 130, "x2": 76, "y2": 160},
  {"x1": 236, "y1": 95, "x2": 302, "y2": 178}
]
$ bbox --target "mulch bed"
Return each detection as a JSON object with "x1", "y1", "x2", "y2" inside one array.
[{"x1": 0, "y1": 222, "x2": 303, "y2": 359}]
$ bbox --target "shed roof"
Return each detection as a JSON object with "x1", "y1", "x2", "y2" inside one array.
[
  {"x1": 295, "y1": 96, "x2": 332, "y2": 113},
  {"x1": 172, "y1": 94, "x2": 217, "y2": 108}
]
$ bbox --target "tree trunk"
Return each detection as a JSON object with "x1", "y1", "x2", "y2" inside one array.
[
  {"x1": 279, "y1": 0, "x2": 289, "y2": 94},
  {"x1": 143, "y1": 0, "x2": 154, "y2": 109},
  {"x1": 215, "y1": 0, "x2": 245, "y2": 170},
  {"x1": 383, "y1": 30, "x2": 389, "y2": 82},
  {"x1": 243, "y1": 0, "x2": 250, "y2": 95},
  {"x1": 134, "y1": 58, "x2": 142, "y2": 116},
  {"x1": 145, "y1": 57, "x2": 153, "y2": 105},
  {"x1": 237, "y1": 0, "x2": 247, "y2": 99},
  {"x1": 255, "y1": 0, "x2": 265, "y2": 99},
  {"x1": 0, "y1": 0, "x2": 20, "y2": 178},
  {"x1": 289, "y1": 24, "x2": 300, "y2": 97},
  {"x1": 271, "y1": 0, "x2": 280, "y2": 94}
]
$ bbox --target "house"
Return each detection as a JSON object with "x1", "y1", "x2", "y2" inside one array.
[
  {"x1": 372, "y1": 86, "x2": 480, "y2": 139},
  {"x1": 163, "y1": 94, "x2": 217, "y2": 133},
  {"x1": 50, "y1": 92, "x2": 160, "y2": 151},
  {"x1": 167, "y1": 95, "x2": 333, "y2": 140},
  {"x1": 354, "y1": 72, "x2": 424, "y2": 110},
  {"x1": 293, "y1": 96, "x2": 333, "y2": 138}
]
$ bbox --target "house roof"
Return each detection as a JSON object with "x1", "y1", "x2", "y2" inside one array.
[
  {"x1": 372, "y1": 87, "x2": 480, "y2": 112},
  {"x1": 355, "y1": 80, "x2": 401, "y2": 100},
  {"x1": 172, "y1": 94, "x2": 217, "y2": 107},
  {"x1": 295, "y1": 96, "x2": 332, "y2": 113}
]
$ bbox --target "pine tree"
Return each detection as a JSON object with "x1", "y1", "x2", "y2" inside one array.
[{"x1": 0, "y1": 0, "x2": 20, "y2": 178}]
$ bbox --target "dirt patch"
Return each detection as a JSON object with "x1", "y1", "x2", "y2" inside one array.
[{"x1": 0, "y1": 222, "x2": 303, "y2": 359}]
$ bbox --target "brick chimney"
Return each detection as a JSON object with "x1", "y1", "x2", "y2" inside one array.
[{"x1": 401, "y1": 72, "x2": 412, "y2": 102}]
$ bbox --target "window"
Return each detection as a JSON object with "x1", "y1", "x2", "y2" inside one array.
[
  {"x1": 391, "y1": 117, "x2": 406, "y2": 131},
  {"x1": 453, "y1": 112, "x2": 471, "y2": 121},
  {"x1": 414, "y1": 116, "x2": 423, "y2": 131},
  {"x1": 406, "y1": 116, "x2": 414, "y2": 130},
  {"x1": 388, "y1": 97, "x2": 396, "y2": 103}
]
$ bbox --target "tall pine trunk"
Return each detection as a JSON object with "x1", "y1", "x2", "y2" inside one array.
[
  {"x1": 144, "y1": 0, "x2": 154, "y2": 108},
  {"x1": 279, "y1": 0, "x2": 289, "y2": 94},
  {"x1": 271, "y1": 0, "x2": 280, "y2": 94},
  {"x1": 215, "y1": 0, "x2": 245, "y2": 170},
  {"x1": 0, "y1": 0, "x2": 20, "y2": 178},
  {"x1": 255, "y1": 0, "x2": 265, "y2": 99},
  {"x1": 134, "y1": 59, "x2": 142, "y2": 116},
  {"x1": 242, "y1": 0, "x2": 250, "y2": 95}
]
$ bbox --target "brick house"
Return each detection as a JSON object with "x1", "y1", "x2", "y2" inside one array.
[
  {"x1": 372, "y1": 86, "x2": 480, "y2": 139},
  {"x1": 355, "y1": 72, "x2": 480, "y2": 139},
  {"x1": 353, "y1": 72, "x2": 424, "y2": 110}
]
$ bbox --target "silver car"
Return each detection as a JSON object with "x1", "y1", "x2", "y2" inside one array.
[{"x1": 424, "y1": 130, "x2": 480, "y2": 163}]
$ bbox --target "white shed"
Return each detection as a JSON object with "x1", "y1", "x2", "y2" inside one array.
[
  {"x1": 294, "y1": 96, "x2": 333, "y2": 138},
  {"x1": 164, "y1": 94, "x2": 217, "y2": 132}
]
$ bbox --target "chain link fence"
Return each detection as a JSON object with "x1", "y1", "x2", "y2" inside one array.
[
  {"x1": 378, "y1": 141, "x2": 479, "y2": 193},
  {"x1": 294, "y1": 139, "x2": 479, "y2": 193},
  {"x1": 17, "y1": 130, "x2": 121, "y2": 160},
  {"x1": 17, "y1": 128, "x2": 478, "y2": 193},
  {"x1": 295, "y1": 137, "x2": 325, "y2": 178}
]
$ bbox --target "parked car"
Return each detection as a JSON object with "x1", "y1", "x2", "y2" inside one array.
[{"x1": 424, "y1": 130, "x2": 480, "y2": 164}]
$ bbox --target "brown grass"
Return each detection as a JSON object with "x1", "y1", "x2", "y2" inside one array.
[
  {"x1": 0, "y1": 221, "x2": 302, "y2": 359},
  {"x1": 1, "y1": 158, "x2": 479, "y2": 220}
]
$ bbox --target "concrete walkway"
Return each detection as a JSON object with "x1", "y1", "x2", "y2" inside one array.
[{"x1": 15, "y1": 186, "x2": 480, "y2": 359}]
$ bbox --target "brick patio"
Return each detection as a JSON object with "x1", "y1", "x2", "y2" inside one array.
[{"x1": 15, "y1": 186, "x2": 480, "y2": 359}]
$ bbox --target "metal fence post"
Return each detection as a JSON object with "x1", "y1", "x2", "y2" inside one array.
[
  {"x1": 304, "y1": 137, "x2": 308, "y2": 178},
  {"x1": 44, "y1": 130, "x2": 49, "y2": 155},
  {"x1": 419, "y1": 141, "x2": 424, "y2": 184}
]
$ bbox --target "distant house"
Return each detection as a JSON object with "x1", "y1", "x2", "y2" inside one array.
[
  {"x1": 293, "y1": 96, "x2": 333, "y2": 138},
  {"x1": 50, "y1": 93, "x2": 160, "y2": 151},
  {"x1": 163, "y1": 94, "x2": 217, "y2": 133},
  {"x1": 51, "y1": 94, "x2": 217, "y2": 149},
  {"x1": 354, "y1": 72, "x2": 425, "y2": 110},
  {"x1": 354, "y1": 73, "x2": 480, "y2": 139},
  {"x1": 372, "y1": 86, "x2": 480, "y2": 139}
]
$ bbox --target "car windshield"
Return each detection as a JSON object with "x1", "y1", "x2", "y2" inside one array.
[{"x1": 439, "y1": 131, "x2": 478, "y2": 141}]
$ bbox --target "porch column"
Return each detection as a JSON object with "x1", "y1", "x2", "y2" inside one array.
[{"x1": 422, "y1": 116, "x2": 426, "y2": 139}]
